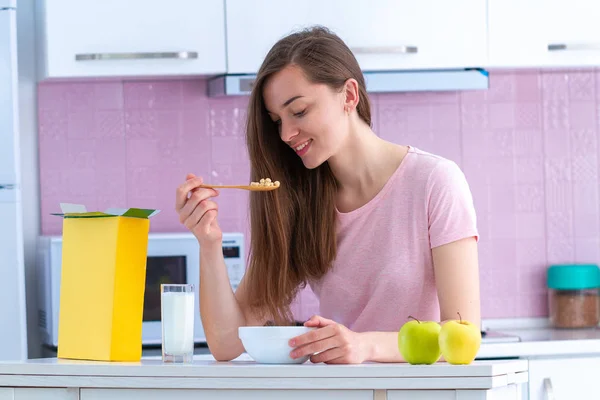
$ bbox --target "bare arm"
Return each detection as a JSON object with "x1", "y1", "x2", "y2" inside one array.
[
  {"x1": 199, "y1": 243, "x2": 245, "y2": 361},
  {"x1": 176, "y1": 174, "x2": 268, "y2": 361},
  {"x1": 200, "y1": 245, "x2": 268, "y2": 361},
  {"x1": 432, "y1": 236, "x2": 481, "y2": 328}
]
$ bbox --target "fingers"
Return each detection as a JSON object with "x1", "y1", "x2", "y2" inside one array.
[
  {"x1": 303, "y1": 316, "x2": 321, "y2": 327},
  {"x1": 303, "y1": 315, "x2": 336, "y2": 328},
  {"x1": 310, "y1": 347, "x2": 346, "y2": 364},
  {"x1": 176, "y1": 175, "x2": 219, "y2": 211},
  {"x1": 180, "y1": 189, "x2": 218, "y2": 221},
  {"x1": 177, "y1": 179, "x2": 218, "y2": 219},
  {"x1": 176, "y1": 176, "x2": 201, "y2": 211},
  {"x1": 183, "y1": 199, "x2": 219, "y2": 232},
  {"x1": 197, "y1": 209, "x2": 218, "y2": 236},
  {"x1": 291, "y1": 335, "x2": 338, "y2": 360},
  {"x1": 289, "y1": 323, "x2": 337, "y2": 348}
]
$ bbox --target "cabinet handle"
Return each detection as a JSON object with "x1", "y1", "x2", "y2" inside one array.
[
  {"x1": 350, "y1": 46, "x2": 418, "y2": 54},
  {"x1": 0, "y1": 184, "x2": 16, "y2": 190},
  {"x1": 548, "y1": 43, "x2": 600, "y2": 51},
  {"x1": 75, "y1": 51, "x2": 198, "y2": 61},
  {"x1": 543, "y1": 377, "x2": 555, "y2": 400}
]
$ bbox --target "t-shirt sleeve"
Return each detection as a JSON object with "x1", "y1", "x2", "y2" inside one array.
[{"x1": 427, "y1": 160, "x2": 479, "y2": 249}]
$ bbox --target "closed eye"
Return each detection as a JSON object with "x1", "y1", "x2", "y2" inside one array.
[{"x1": 272, "y1": 109, "x2": 305, "y2": 127}]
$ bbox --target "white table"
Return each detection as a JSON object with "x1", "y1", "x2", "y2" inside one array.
[{"x1": 0, "y1": 354, "x2": 528, "y2": 400}]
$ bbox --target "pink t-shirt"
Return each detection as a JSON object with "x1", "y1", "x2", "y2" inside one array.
[{"x1": 309, "y1": 146, "x2": 479, "y2": 333}]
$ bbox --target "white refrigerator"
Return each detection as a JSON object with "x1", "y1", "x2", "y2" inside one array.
[{"x1": 0, "y1": 0, "x2": 28, "y2": 360}]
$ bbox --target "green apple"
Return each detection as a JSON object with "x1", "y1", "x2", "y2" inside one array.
[
  {"x1": 397, "y1": 316, "x2": 442, "y2": 365},
  {"x1": 438, "y1": 312, "x2": 481, "y2": 365}
]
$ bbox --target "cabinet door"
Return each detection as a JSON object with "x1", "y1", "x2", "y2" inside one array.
[
  {"x1": 225, "y1": 0, "x2": 487, "y2": 74},
  {"x1": 529, "y1": 356, "x2": 600, "y2": 400},
  {"x1": 0, "y1": 388, "x2": 13, "y2": 400},
  {"x1": 388, "y1": 386, "x2": 521, "y2": 400},
  {"x1": 38, "y1": 0, "x2": 226, "y2": 79},
  {"x1": 488, "y1": 0, "x2": 600, "y2": 67},
  {"x1": 388, "y1": 391, "x2": 457, "y2": 399},
  {"x1": 543, "y1": 0, "x2": 600, "y2": 66},
  {"x1": 14, "y1": 388, "x2": 79, "y2": 400},
  {"x1": 487, "y1": 0, "x2": 545, "y2": 67},
  {"x1": 81, "y1": 389, "x2": 373, "y2": 400}
]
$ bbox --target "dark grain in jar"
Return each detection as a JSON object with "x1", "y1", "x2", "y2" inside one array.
[{"x1": 549, "y1": 290, "x2": 599, "y2": 328}]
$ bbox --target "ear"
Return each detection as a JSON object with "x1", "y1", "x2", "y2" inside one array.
[{"x1": 342, "y1": 78, "x2": 360, "y2": 114}]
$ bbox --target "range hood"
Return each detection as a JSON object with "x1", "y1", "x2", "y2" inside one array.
[{"x1": 207, "y1": 68, "x2": 489, "y2": 97}]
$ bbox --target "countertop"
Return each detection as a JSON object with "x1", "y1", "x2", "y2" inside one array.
[
  {"x1": 42, "y1": 326, "x2": 600, "y2": 362},
  {"x1": 0, "y1": 355, "x2": 528, "y2": 391},
  {"x1": 477, "y1": 327, "x2": 600, "y2": 359}
]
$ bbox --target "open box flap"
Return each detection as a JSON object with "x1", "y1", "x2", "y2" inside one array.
[{"x1": 51, "y1": 203, "x2": 160, "y2": 219}]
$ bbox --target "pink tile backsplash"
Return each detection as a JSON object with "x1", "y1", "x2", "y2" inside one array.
[{"x1": 37, "y1": 69, "x2": 600, "y2": 322}]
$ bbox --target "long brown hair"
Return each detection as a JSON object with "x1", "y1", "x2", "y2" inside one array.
[{"x1": 244, "y1": 26, "x2": 372, "y2": 325}]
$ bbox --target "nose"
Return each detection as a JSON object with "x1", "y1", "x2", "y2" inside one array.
[{"x1": 279, "y1": 120, "x2": 299, "y2": 144}]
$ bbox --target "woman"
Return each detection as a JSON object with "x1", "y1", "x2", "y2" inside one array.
[{"x1": 175, "y1": 26, "x2": 480, "y2": 364}]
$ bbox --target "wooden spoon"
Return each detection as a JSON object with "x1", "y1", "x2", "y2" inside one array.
[{"x1": 199, "y1": 182, "x2": 280, "y2": 192}]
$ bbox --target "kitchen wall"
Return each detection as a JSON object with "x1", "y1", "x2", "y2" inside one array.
[{"x1": 37, "y1": 68, "x2": 600, "y2": 322}]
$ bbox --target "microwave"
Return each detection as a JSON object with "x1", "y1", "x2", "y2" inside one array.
[{"x1": 36, "y1": 232, "x2": 245, "y2": 348}]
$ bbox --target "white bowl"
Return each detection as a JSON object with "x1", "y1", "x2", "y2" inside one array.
[{"x1": 238, "y1": 326, "x2": 315, "y2": 364}]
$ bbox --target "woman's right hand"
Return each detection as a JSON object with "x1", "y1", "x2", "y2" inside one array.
[{"x1": 176, "y1": 173, "x2": 222, "y2": 246}]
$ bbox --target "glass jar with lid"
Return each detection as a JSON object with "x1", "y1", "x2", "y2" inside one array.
[{"x1": 547, "y1": 264, "x2": 600, "y2": 328}]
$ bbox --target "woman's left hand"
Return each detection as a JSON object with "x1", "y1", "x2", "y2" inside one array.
[{"x1": 289, "y1": 315, "x2": 370, "y2": 364}]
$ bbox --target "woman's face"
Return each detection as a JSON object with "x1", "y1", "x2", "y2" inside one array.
[{"x1": 263, "y1": 65, "x2": 348, "y2": 169}]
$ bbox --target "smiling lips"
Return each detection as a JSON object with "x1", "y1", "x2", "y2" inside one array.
[{"x1": 293, "y1": 139, "x2": 312, "y2": 156}]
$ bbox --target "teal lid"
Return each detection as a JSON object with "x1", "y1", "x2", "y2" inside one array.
[{"x1": 547, "y1": 264, "x2": 600, "y2": 290}]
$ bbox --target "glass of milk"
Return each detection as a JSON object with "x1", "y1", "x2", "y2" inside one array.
[{"x1": 161, "y1": 284, "x2": 195, "y2": 363}]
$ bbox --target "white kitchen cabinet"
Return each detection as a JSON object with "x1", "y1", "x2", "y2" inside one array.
[
  {"x1": 528, "y1": 356, "x2": 600, "y2": 400},
  {"x1": 0, "y1": 5, "x2": 18, "y2": 185},
  {"x1": 488, "y1": 0, "x2": 600, "y2": 67},
  {"x1": 80, "y1": 389, "x2": 373, "y2": 400},
  {"x1": 36, "y1": 0, "x2": 226, "y2": 79},
  {"x1": 225, "y1": 0, "x2": 487, "y2": 74},
  {"x1": 388, "y1": 386, "x2": 521, "y2": 400},
  {"x1": 14, "y1": 389, "x2": 78, "y2": 400},
  {"x1": 0, "y1": 357, "x2": 527, "y2": 400},
  {"x1": 0, "y1": 389, "x2": 76, "y2": 400}
]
